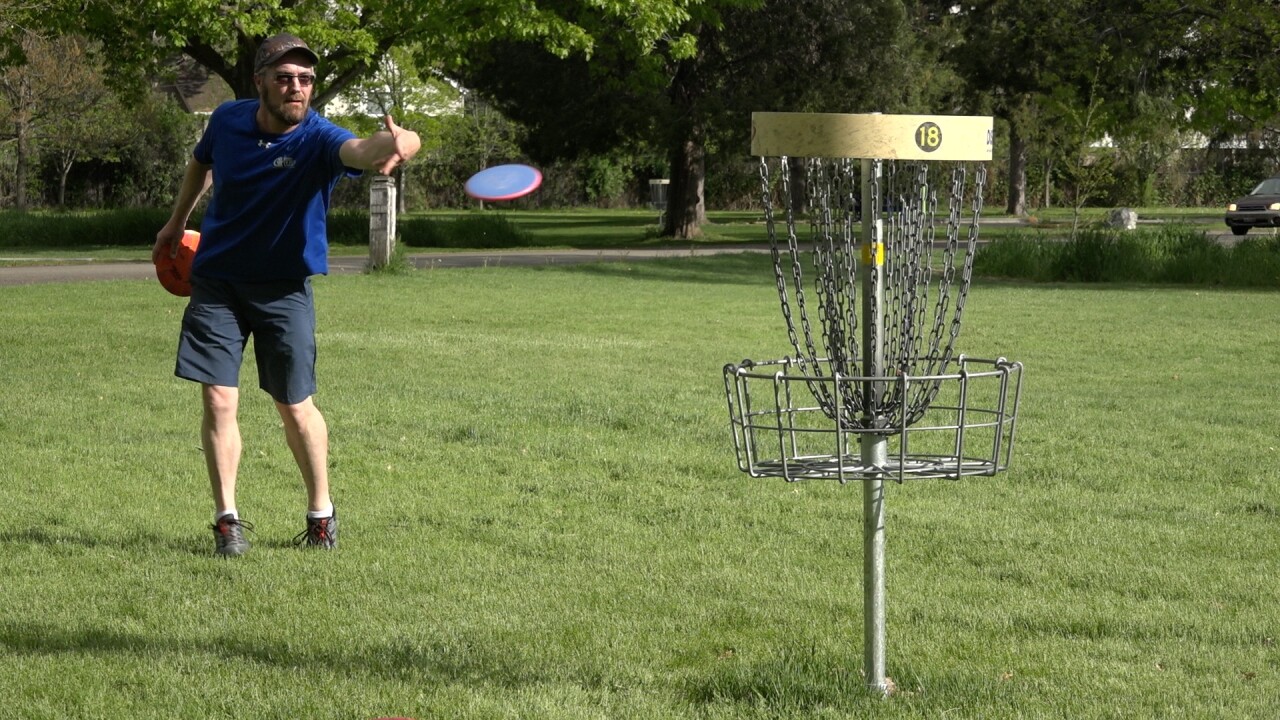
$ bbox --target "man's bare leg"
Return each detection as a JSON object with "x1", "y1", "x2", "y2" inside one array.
[
  {"x1": 202, "y1": 384, "x2": 241, "y2": 514},
  {"x1": 276, "y1": 396, "x2": 331, "y2": 512}
]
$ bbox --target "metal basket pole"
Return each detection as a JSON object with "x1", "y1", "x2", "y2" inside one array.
[
  {"x1": 731, "y1": 112, "x2": 1011, "y2": 696},
  {"x1": 860, "y1": 156, "x2": 888, "y2": 693}
]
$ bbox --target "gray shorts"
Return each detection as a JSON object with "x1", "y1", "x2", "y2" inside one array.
[{"x1": 176, "y1": 276, "x2": 317, "y2": 404}]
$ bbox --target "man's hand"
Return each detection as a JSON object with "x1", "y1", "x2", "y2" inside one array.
[
  {"x1": 152, "y1": 223, "x2": 186, "y2": 264},
  {"x1": 341, "y1": 115, "x2": 423, "y2": 175},
  {"x1": 371, "y1": 115, "x2": 421, "y2": 176}
]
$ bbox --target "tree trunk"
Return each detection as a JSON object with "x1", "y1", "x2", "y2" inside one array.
[
  {"x1": 14, "y1": 121, "x2": 29, "y2": 211},
  {"x1": 1005, "y1": 120, "x2": 1028, "y2": 216},
  {"x1": 57, "y1": 149, "x2": 76, "y2": 207},
  {"x1": 663, "y1": 136, "x2": 706, "y2": 239},
  {"x1": 1043, "y1": 158, "x2": 1052, "y2": 209},
  {"x1": 58, "y1": 164, "x2": 70, "y2": 206}
]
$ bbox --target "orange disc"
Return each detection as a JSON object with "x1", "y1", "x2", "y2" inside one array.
[{"x1": 155, "y1": 229, "x2": 200, "y2": 297}]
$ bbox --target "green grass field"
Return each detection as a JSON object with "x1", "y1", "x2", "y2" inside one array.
[{"x1": 2, "y1": 254, "x2": 1277, "y2": 718}]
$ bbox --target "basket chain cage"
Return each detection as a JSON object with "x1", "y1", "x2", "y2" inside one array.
[{"x1": 723, "y1": 155, "x2": 1024, "y2": 482}]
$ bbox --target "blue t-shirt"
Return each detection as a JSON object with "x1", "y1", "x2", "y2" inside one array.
[{"x1": 192, "y1": 100, "x2": 359, "y2": 281}]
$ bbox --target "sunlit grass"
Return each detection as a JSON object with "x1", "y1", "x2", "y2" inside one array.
[{"x1": 1, "y1": 256, "x2": 1277, "y2": 718}]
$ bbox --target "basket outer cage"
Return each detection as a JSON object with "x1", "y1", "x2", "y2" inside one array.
[{"x1": 723, "y1": 355, "x2": 1023, "y2": 483}]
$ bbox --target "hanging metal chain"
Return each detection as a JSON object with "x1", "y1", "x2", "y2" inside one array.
[
  {"x1": 788, "y1": 159, "x2": 826, "y2": 377},
  {"x1": 904, "y1": 164, "x2": 986, "y2": 425},
  {"x1": 762, "y1": 157, "x2": 798, "y2": 359},
  {"x1": 829, "y1": 158, "x2": 863, "y2": 420},
  {"x1": 764, "y1": 156, "x2": 839, "y2": 417},
  {"x1": 759, "y1": 152, "x2": 987, "y2": 431}
]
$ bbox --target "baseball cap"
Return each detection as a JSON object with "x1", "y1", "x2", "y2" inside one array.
[{"x1": 255, "y1": 33, "x2": 320, "y2": 72}]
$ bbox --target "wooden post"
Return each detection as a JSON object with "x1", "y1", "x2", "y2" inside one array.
[{"x1": 369, "y1": 176, "x2": 397, "y2": 268}]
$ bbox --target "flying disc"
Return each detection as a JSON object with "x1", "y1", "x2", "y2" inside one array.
[
  {"x1": 465, "y1": 163, "x2": 543, "y2": 201},
  {"x1": 155, "y1": 229, "x2": 200, "y2": 297}
]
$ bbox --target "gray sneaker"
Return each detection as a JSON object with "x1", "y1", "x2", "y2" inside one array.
[
  {"x1": 294, "y1": 510, "x2": 338, "y2": 549},
  {"x1": 211, "y1": 516, "x2": 252, "y2": 557}
]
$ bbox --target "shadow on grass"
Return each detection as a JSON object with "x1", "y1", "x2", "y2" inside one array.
[
  {"x1": 0, "y1": 620, "x2": 891, "y2": 707},
  {"x1": 0, "y1": 525, "x2": 332, "y2": 556},
  {"x1": 683, "y1": 644, "x2": 887, "y2": 712},
  {"x1": 0, "y1": 526, "x2": 209, "y2": 557},
  {"x1": 0, "y1": 620, "x2": 546, "y2": 687}
]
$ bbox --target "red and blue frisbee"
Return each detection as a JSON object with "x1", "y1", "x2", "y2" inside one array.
[{"x1": 465, "y1": 163, "x2": 543, "y2": 201}]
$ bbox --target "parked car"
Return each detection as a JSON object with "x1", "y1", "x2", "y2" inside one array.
[{"x1": 1225, "y1": 176, "x2": 1280, "y2": 235}]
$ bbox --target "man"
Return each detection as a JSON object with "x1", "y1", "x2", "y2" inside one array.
[{"x1": 152, "y1": 33, "x2": 421, "y2": 557}]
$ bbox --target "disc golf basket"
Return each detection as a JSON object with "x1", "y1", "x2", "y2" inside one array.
[{"x1": 722, "y1": 112, "x2": 1024, "y2": 694}]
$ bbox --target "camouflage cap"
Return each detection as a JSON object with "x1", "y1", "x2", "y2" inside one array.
[{"x1": 254, "y1": 33, "x2": 319, "y2": 72}]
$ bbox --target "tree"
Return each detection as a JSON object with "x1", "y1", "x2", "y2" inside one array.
[
  {"x1": 22, "y1": 0, "x2": 721, "y2": 111},
  {"x1": 335, "y1": 46, "x2": 464, "y2": 211},
  {"x1": 1041, "y1": 63, "x2": 1114, "y2": 234},
  {"x1": 0, "y1": 33, "x2": 118, "y2": 209},
  {"x1": 945, "y1": 0, "x2": 1263, "y2": 215},
  {"x1": 461, "y1": 0, "x2": 924, "y2": 237},
  {"x1": 0, "y1": 0, "x2": 52, "y2": 65},
  {"x1": 1176, "y1": 1, "x2": 1280, "y2": 145},
  {"x1": 945, "y1": 0, "x2": 1103, "y2": 216}
]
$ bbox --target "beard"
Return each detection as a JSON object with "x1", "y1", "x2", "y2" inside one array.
[{"x1": 259, "y1": 85, "x2": 309, "y2": 128}]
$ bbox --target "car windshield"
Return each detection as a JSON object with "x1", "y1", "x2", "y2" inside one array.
[{"x1": 1250, "y1": 178, "x2": 1280, "y2": 195}]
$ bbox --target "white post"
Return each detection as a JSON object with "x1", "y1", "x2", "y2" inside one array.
[{"x1": 369, "y1": 176, "x2": 397, "y2": 268}]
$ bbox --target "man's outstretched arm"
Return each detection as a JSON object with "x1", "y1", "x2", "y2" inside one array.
[{"x1": 340, "y1": 115, "x2": 422, "y2": 176}]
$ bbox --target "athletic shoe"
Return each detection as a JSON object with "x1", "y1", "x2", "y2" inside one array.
[
  {"x1": 294, "y1": 510, "x2": 338, "y2": 549},
  {"x1": 211, "y1": 515, "x2": 253, "y2": 557}
]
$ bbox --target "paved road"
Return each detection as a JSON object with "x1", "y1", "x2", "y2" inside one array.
[
  {"x1": 0, "y1": 246, "x2": 775, "y2": 287},
  {"x1": 1, "y1": 219, "x2": 1244, "y2": 288}
]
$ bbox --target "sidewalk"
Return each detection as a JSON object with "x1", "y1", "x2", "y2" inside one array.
[{"x1": 0, "y1": 245, "x2": 775, "y2": 287}]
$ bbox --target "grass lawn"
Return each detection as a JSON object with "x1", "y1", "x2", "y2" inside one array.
[{"x1": 1, "y1": 254, "x2": 1277, "y2": 718}]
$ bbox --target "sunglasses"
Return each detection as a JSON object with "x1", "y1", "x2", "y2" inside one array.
[{"x1": 271, "y1": 73, "x2": 316, "y2": 87}]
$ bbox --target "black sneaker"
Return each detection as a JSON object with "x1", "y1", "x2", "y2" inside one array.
[
  {"x1": 294, "y1": 510, "x2": 338, "y2": 549},
  {"x1": 211, "y1": 515, "x2": 252, "y2": 557}
]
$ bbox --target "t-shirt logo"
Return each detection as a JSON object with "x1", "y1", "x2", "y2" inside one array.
[{"x1": 273, "y1": 156, "x2": 297, "y2": 169}]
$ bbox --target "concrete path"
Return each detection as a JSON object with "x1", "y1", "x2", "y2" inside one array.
[
  {"x1": 0, "y1": 245, "x2": 773, "y2": 288},
  {"x1": 0, "y1": 218, "x2": 1240, "y2": 288}
]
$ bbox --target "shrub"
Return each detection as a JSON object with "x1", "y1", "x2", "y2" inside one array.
[
  {"x1": 1154, "y1": 226, "x2": 1227, "y2": 285},
  {"x1": 326, "y1": 210, "x2": 370, "y2": 246},
  {"x1": 974, "y1": 224, "x2": 1280, "y2": 287},
  {"x1": 584, "y1": 155, "x2": 630, "y2": 206},
  {"x1": 1049, "y1": 227, "x2": 1173, "y2": 283},
  {"x1": 1224, "y1": 235, "x2": 1280, "y2": 287},
  {"x1": 0, "y1": 208, "x2": 173, "y2": 247},
  {"x1": 972, "y1": 232, "x2": 1059, "y2": 281},
  {"x1": 399, "y1": 212, "x2": 533, "y2": 249}
]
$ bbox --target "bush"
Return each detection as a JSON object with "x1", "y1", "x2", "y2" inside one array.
[
  {"x1": 1224, "y1": 235, "x2": 1280, "y2": 287},
  {"x1": 1154, "y1": 227, "x2": 1228, "y2": 285},
  {"x1": 0, "y1": 208, "x2": 173, "y2": 247},
  {"x1": 326, "y1": 210, "x2": 370, "y2": 246},
  {"x1": 309, "y1": 210, "x2": 536, "y2": 249},
  {"x1": 972, "y1": 233, "x2": 1058, "y2": 281},
  {"x1": 583, "y1": 156, "x2": 630, "y2": 206},
  {"x1": 974, "y1": 224, "x2": 1280, "y2": 287},
  {"x1": 0, "y1": 208, "x2": 537, "y2": 251},
  {"x1": 399, "y1": 213, "x2": 533, "y2": 249},
  {"x1": 1051, "y1": 227, "x2": 1163, "y2": 283}
]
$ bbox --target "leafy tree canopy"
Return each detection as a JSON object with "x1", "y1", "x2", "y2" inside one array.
[
  {"x1": 460, "y1": 0, "x2": 919, "y2": 163},
  {"x1": 17, "y1": 0, "x2": 716, "y2": 105}
]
